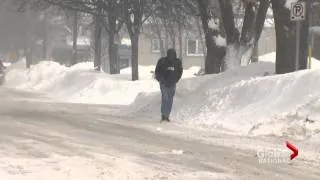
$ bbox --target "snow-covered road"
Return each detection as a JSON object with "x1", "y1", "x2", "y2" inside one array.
[{"x1": 0, "y1": 87, "x2": 319, "y2": 180}]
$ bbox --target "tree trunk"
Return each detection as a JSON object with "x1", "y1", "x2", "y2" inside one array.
[
  {"x1": 159, "y1": 33, "x2": 165, "y2": 57},
  {"x1": 250, "y1": 0, "x2": 270, "y2": 63},
  {"x1": 271, "y1": 0, "x2": 309, "y2": 74},
  {"x1": 24, "y1": 5, "x2": 32, "y2": 68},
  {"x1": 197, "y1": 16, "x2": 206, "y2": 68},
  {"x1": 71, "y1": 11, "x2": 78, "y2": 66},
  {"x1": 219, "y1": 0, "x2": 240, "y2": 69},
  {"x1": 154, "y1": 19, "x2": 165, "y2": 57},
  {"x1": 168, "y1": 25, "x2": 176, "y2": 49},
  {"x1": 219, "y1": 0, "x2": 239, "y2": 44},
  {"x1": 130, "y1": 34, "x2": 139, "y2": 81},
  {"x1": 251, "y1": 42, "x2": 259, "y2": 62},
  {"x1": 239, "y1": 3, "x2": 255, "y2": 66},
  {"x1": 107, "y1": 10, "x2": 120, "y2": 74},
  {"x1": 219, "y1": 0, "x2": 269, "y2": 68},
  {"x1": 123, "y1": 0, "x2": 144, "y2": 81},
  {"x1": 240, "y1": 3, "x2": 255, "y2": 45},
  {"x1": 42, "y1": 11, "x2": 47, "y2": 59},
  {"x1": 94, "y1": 15, "x2": 102, "y2": 71},
  {"x1": 171, "y1": 31, "x2": 176, "y2": 49},
  {"x1": 108, "y1": 33, "x2": 118, "y2": 74},
  {"x1": 178, "y1": 22, "x2": 183, "y2": 59},
  {"x1": 164, "y1": 26, "x2": 169, "y2": 50},
  {"x1": 24, "y1": 34, "x2": 32, "y2": 68},
  {"x1": 198, "y1": 0, "x2": 225, "y2": 74}
]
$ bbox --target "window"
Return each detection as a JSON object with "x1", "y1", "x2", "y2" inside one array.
[
  {"x1": 186, "y1": 39, "x2": 204, "y2": 56},
  {"x1": 151, "y1": 39, "x2": 165, "y2": 53}
]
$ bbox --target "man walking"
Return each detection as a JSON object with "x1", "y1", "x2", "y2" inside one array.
[{"x1": 155, "y1": 48, "x2": 183, "y2": 122}]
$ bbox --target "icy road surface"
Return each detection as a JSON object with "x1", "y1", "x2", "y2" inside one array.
[{"x1": 0, "y1": 88, "x2": 319, "y2": 180}]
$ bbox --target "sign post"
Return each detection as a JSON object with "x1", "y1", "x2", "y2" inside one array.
[
  {"x1": 291, "y1": 2, "x2": 306, "y2": 71},
  {"x1": 308, "y1": 0, "x2": 313, "y2": 69}
]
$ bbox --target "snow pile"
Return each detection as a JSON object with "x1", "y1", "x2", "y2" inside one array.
[
  {"x1": 131, "y1": 58, "x2": 320, "y2": 138},
  {"x1": 5, "y1": 61, "x2": 158, "y2": 105},
  {"x1": 3, "y1": 62, "x2": 11, "y2": 67},
  {"x1": 134, "y1": 62, "x2": 275, "y2": 118},
  {"x1": 171, "y1": 65, "x2": 320, "y2": 138},
  {"x1": 5, "y1": 61, "x2": 200, "y2": 105}
]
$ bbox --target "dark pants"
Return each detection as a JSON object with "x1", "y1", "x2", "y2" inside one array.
[{"x1": 160, "y1": 83, "x2": 176, "y2": 118}]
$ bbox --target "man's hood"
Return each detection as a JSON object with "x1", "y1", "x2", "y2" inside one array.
[{"x1": 167, "y1": 48, "x2": 177, "y2": 61}]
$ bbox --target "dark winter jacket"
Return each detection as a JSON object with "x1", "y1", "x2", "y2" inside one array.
[{"x1": 155, "y1": 49, "x2": 183, "y2": 87}]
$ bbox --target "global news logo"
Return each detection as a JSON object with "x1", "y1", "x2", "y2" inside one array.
[{"x1": 256, "y1": 141, "x2": 298, "y2": 165}]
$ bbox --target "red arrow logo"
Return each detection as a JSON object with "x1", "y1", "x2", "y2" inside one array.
[{"x1": 286, "y1": 141, "x2": 298, "y2": 160}]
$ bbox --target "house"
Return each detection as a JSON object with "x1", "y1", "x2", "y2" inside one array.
[
  {"x1": 136, "y1": 27, "x2": 206, "y2": 68},
  {"x1": 117, "y1": 23, "x2": 276, "y2": 70}
]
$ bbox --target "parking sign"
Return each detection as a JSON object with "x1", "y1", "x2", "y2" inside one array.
[{"x1": 291, "y1": 2, "x2": 306, "y2": 21}]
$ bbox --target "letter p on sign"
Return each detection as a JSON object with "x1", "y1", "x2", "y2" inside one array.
[{"x1": 291, "y1": 2, "x2": 306, "y2": 21}]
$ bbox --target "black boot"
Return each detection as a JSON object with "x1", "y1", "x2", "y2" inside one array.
[
  {"x1": 161, "y1": 115, "x2": 170, "y2": 123},
  {"x1": 166, "y1": 117, "x2": 171, "y2": 122},
  {"x1": 164, "y1": 116, "x2": 170, "y2": 122}
]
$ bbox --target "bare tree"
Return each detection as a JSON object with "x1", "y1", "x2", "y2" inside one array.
[
  {"x1": 3, "y1": 0, "x2": 51, "y2": 67},
  {"x1": 123, "y1": 0, "x2": 155, "y2": 81},
  {"x1": 147, "y1": 0, "x2": 189, "y2": 58},
  {"x1": 43, "y1": 0, "x2": 124, "y2": 73},
  {"x1": 218, "y1": 0, "x2": 269, "y2": 70},
  {"x1": 198, "y1": 0, "x2": 226, "y2": 74}
]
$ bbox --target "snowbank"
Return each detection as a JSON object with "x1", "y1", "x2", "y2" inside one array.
[
  {"x1": 5, "y1": 61, "x2": 200, "y2": 105},
  {"x1": 171, "y1": 67, "x2": 320, "y2": 138},
  {"x1": 3, "y1": 62, "x2": 11, "y2": 67},
  {"x1": 132, "y1": 57, "x2": 320, "y2": 139},
  {"x1": 5, "y1": 61, "x2": 157, "y2": 105}
]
